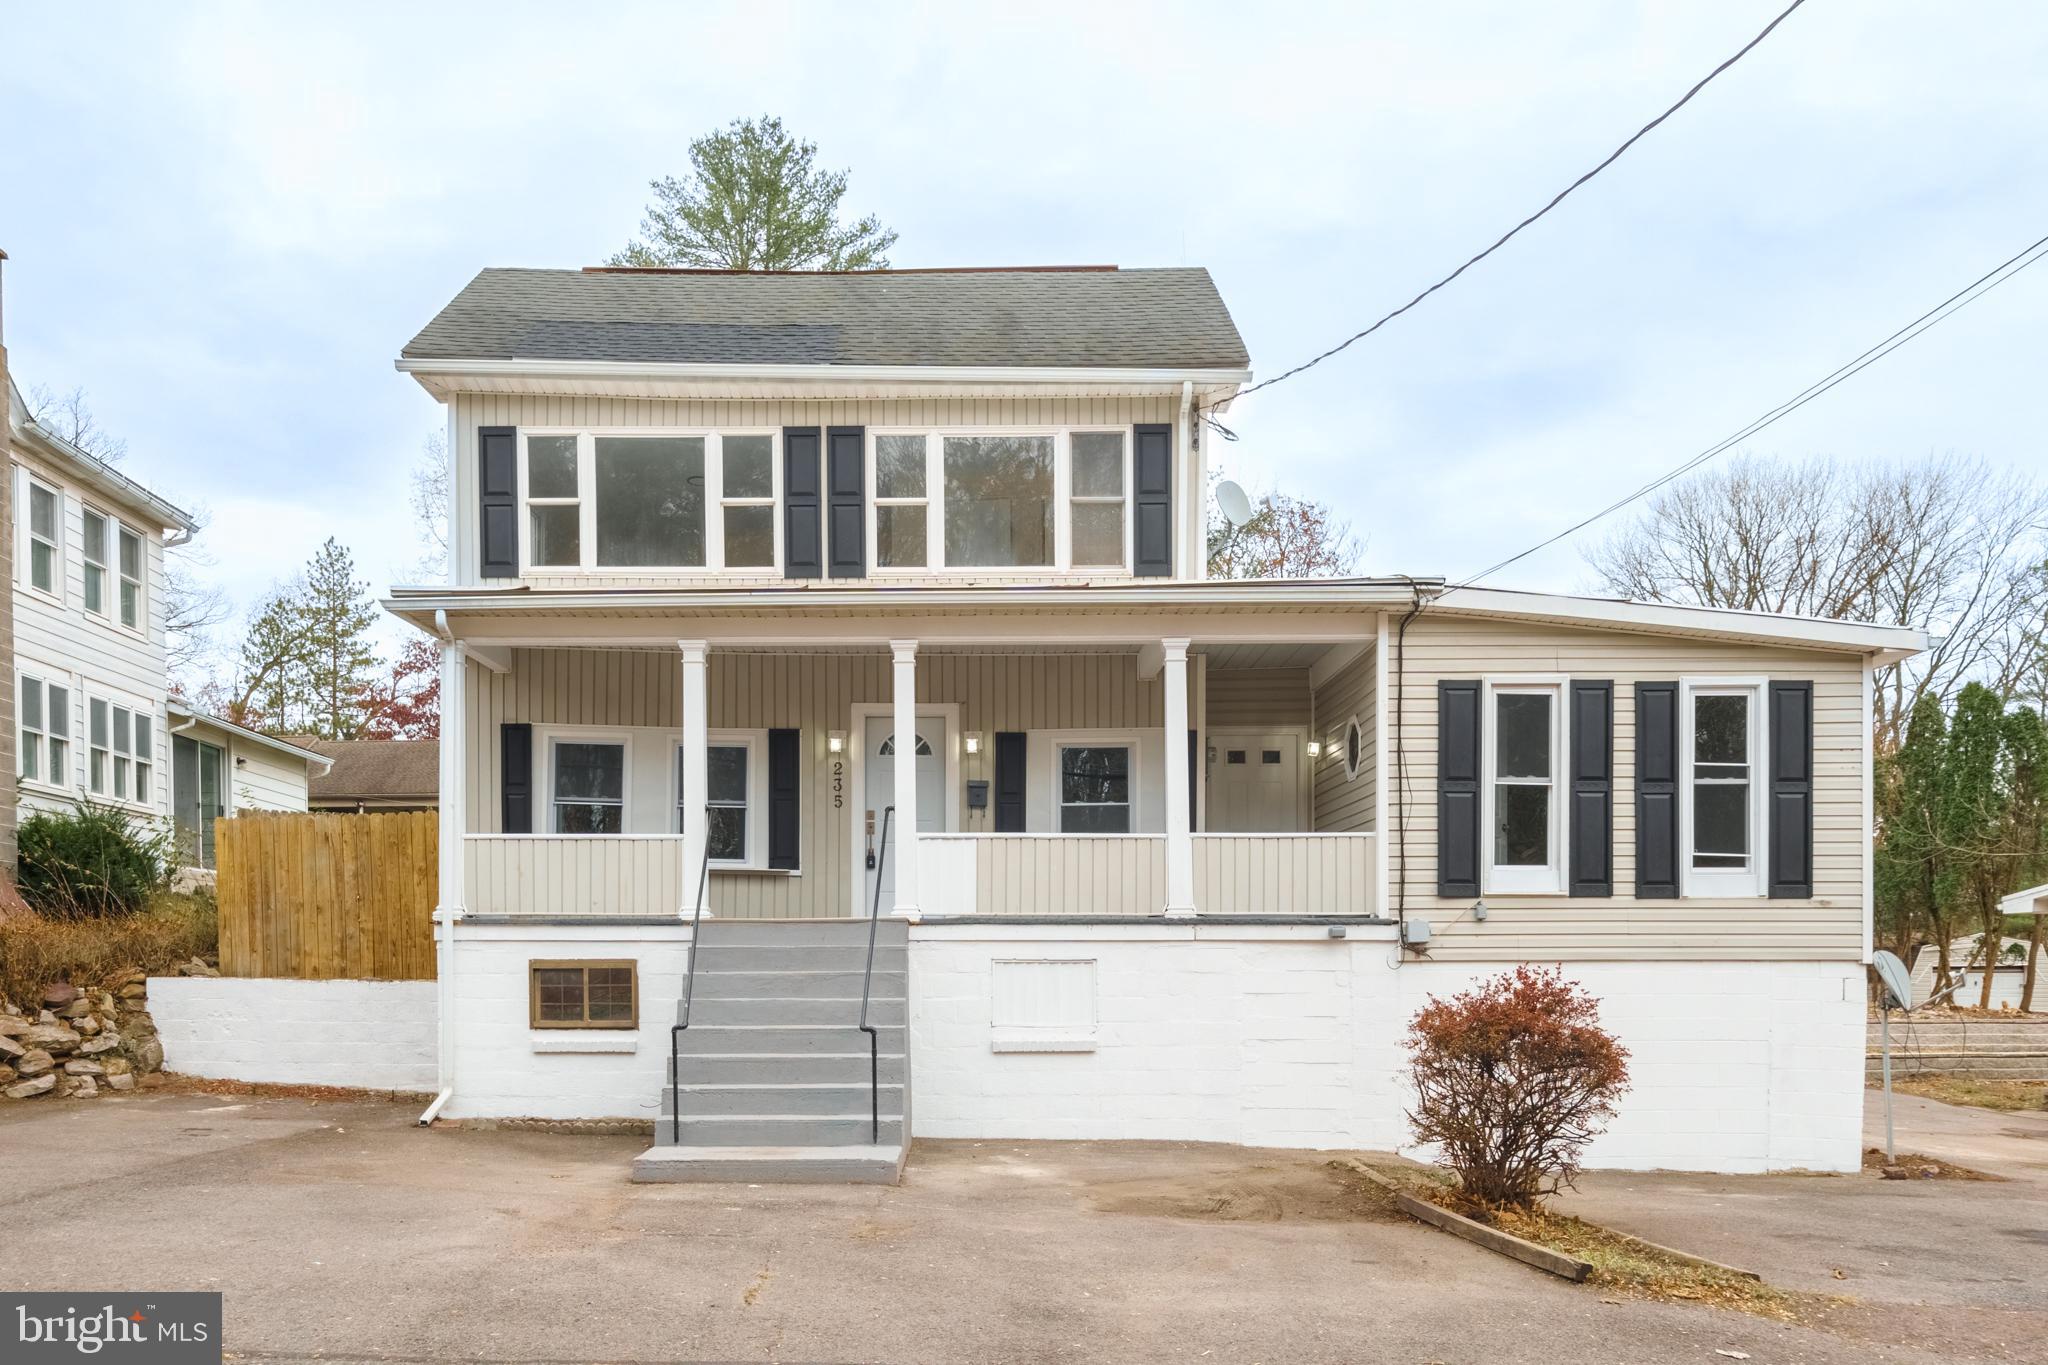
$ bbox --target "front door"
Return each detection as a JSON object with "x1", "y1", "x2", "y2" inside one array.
[
  {"x1": 861, "y1": 713, "x2": 947, "y2": 914},
  {"x1": 1207, "y1": 733, "x2": 1300, "y2": 832}
]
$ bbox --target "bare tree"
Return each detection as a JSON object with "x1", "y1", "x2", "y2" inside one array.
[
  {"x1": 1587, "y1": 454, "x2": 2048, "y2": 750},
  {"x1": 27, "y1": 384, "x2": 127, "y2": 465},
  {"x1": 1206, "y1": 478, "x2": 1363, "y2": 580},
  {"x1": 408, "y1": 429, "x2": 449, "y2": 580}
]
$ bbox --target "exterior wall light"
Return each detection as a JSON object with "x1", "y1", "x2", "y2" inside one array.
[
  {"x1": 964, "y1": 733, "x2": 983, "y2": 756},
  {"x1": 827, "y1": 731, "x2": 846, "y2": 754},
  {"x1": 1305, "y1": 739, "x2": 1323, "y2": 759}
]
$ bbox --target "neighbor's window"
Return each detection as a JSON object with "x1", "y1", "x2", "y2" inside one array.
[
  {"x1": 86, "y1": 698, "x2": 148, "y2": 804},
  {"x1": 1685, "y1": 685, "x2": 1763, "y2": 895},
  {"x1": 26, "y1": 479, "x2": 60, "y2": 595},
  {"x1": 526, "y1": 434, "x2": 581, "y2": 568},
  {"x1": 1486, "y1": 685, "x2": 1562, "y2": 893},
  {"x1": 118, "y1": 527, "x2": 144, "y2": 629},
  {"x1": 1058, "y1": 744, "x2": 1132, "y2": 833},
  {"x1": 873, "y1": 434, "x2": 929, "y2": 569},
  {"x1": 1069, "y1": 432, "x2": 1127, "y2": 568},
  {"x1": 82, "y1": 509, "x2": 110, "y2": 616},
  {"x1": 552, "y1": 740, "x2": 625, "y2": 833},
  {"x1": 19, "y1": 675, "x2": 71, "y2": 787},
  {"x1": 529, "y1": 961, "x2": 637, "y2": 1029},
  {"x1": 944, "y1": 435, "x2": 1054, "y2": 568},
  {"x1": 719, "y1": 435, "x2": 776, "y2": 569},
  {"x1": 678, "y1": 740, "x2": 752, "y2": 862}
]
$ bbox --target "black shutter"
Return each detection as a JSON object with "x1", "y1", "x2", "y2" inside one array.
[
  {"x1": 993, "y1": 732, "x2": 1027, "y2": 832},
  {"x1": 826, "y1": 425, "x2": 865, "y2": 577},
  {"x1": 478, "y1": 426, "x2": 518, "y2": 579},
  {"x1": 1768, "y1": 681, "x2": 1814, "y2": 899},
  {"x1": 1133, "y1": 423, "x2": 1173, "y2": 577},
  {"x1": 1634, "y1": 682, "x2": 1680, "y2": 898},
  {"x1": 767, "y1": 728, "x2": 801, "y2": 871},
  {"x1": 783, "y1": 427, "x2": 822, "y2": 579},
  {"x1": 501, "y1": 723, "x2": 533, "y2": 834},
  {"x1": 1569, "y1": 681, "x2": 1614, "y2": 897},
  {"x1": 1437, "y1": 680, "x2": 1481, "y2": 897}
]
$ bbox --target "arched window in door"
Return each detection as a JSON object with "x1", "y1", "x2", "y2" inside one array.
[{"x1": 877, "y1": 734, "x2": 934, "y2": 757}]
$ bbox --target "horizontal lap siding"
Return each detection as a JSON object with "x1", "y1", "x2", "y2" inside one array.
[
  {"x1": 450, "y1": 394, "x2": 1176, "y2": 590},
  {"x1": 467, "y1": 648, "x2": 1163, "y2": 918},
  {"x1": 1390, "y1": 617, "x2": 1865, "y2": 961},
  {"x1": 1311, "y1": 646, "x2": 1376, "y2": 833}
]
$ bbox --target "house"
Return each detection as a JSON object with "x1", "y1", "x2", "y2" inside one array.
[
  {"x1": 8, "y1": 370, "x2": 195, "y2": 844},
  {"x1": 1910, "y1": 934, "x2": 2042, "y2": 1013},
  {"x1": 165, "y1": 702, "x2": 329, "y2": 869},
  {"x1": 302, "y1": 737, "x2": 438, "y2": 813},
  {"x1": 383, "y1": 264, "x2": 1924, "y2": 1182}
]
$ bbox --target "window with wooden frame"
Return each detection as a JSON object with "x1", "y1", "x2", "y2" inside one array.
[{"x1": 529, "y1": 960, "x2": 638, "y2": 1029}]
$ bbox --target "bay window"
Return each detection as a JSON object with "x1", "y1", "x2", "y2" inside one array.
[
  {"x1": 1682, "y1": 682, "x2": 1766, "y2": 896},
  {"x1": 1483, "y1": 682, "x2": 1564, "y2": 893},
  {"x1": 1058, "y1": 744, "x2": 1132, "y2": 833}
]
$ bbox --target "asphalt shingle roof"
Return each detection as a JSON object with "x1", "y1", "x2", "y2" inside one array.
[
  {"x1": 401, "y1": 267, "x2": 1249, "y2": 370},
  {"x1": 302, "y1": 739, "x2": 440, "y2": 803}
]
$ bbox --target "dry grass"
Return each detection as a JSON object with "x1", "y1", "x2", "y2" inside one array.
[
  {"x1": 1882, "y1": 1074, "x2": 2048, "y2": 1113},
  {"x1": 0, "y1": 893, "x2": 216, "y2": 1005},
  {"x1": 1485, "y1": 1204, "x2": 1811, "y2": 1320}
]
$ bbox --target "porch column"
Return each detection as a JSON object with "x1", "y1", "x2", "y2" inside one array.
[
  {"x1": 678, "y1": 640, "x2": 709, "y2": 918},
  {"x1": 435, "y1": 642, "x2": 467, "y2": 917},
  {"x1": 1161, "y1": 637, "x2": 1197, "y2": 918},
  {"x1": 890, "y1": 639, "x2": 920, "y2": 918}
]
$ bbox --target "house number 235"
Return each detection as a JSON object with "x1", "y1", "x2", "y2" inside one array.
[{"x1": 832, "y1": 759, "x2": 844, "y2": 808}]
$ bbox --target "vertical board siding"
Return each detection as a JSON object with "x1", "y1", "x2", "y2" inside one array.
[
  {"x1": 216, "y1": 812, "x2": 436, "y2": 979},
  {"x1": 1192, "y1": 835, "x2": 1375, "y2": 916},
  {"x1": 953, "y1": 835, "x2": 1167, "y2": 917},
  {"x1": 1205, "y1": 668, "x2": 1311, "y2": 728},
  {"x1": 1311, "y1": 645, "x2": 1377, "y2": 832},
  {"x1": 465, "y1": 836, "x2": 683, "y2": 918},
  {"x1": 449, "y1": 394, "x2": 1177, "y2": 589},
  {"x1": 1388, "y1": 617, "x2": 1865, "y2": 961}
]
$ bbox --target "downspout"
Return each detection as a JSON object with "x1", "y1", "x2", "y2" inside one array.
[
  {"x1": 420, "y1": 609, "x2": 458, "y2": 1126},
  {"x1": 1391, "y1": 579, "x2": 1427, "y2": 960}
]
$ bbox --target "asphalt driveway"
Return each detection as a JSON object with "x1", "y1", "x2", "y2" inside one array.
[{"x1": 1, "y1": 1087, "x2": 2041, "y2": 1364}]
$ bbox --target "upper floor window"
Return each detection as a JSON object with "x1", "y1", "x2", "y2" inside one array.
[
  {"x1": 26, "y1": 477, "x2": 60, "y2": 597},
  {"x1": 119, "y1": 526, "x2": 144, "y2": 628},
  {"x1": 867, "y1": 429, "x2": 1131, "y2": 574},
  {"x1": 82, "y1": 508, "x2": 110, "y2": 617},
  {"x1": 1069, "y1": 432, "x2": 1127, "y2": 568},
  {"x1": 1482, "y1": 682, "x2": 1563, "y2": 894},
  {"x1": 1682, "y1": 682, "x2": 1766, "y2": 897},
  {"x1": 520, "y1": 431, "x2": 779, "y2": 573}
]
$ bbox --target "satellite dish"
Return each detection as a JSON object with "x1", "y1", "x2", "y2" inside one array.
[
  {"x1": 1873, "y1": 949, "x2": 1913, "y2": 1011},
  {"x1": 1215, "y1": 479, "x2": 1254, "y2": 528}
]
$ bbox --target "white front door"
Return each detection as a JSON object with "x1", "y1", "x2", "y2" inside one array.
[
  {"x1": 861, "y1": 713, "x2": 947, "y2": 914},
  {"x1": 1207, "y1": 733, "x2": 1301, "y2": 832}
]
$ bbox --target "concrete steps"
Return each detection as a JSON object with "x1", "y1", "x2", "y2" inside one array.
[{"x1": 633, "y1": 918, "x2": 910, "y2": 1185}]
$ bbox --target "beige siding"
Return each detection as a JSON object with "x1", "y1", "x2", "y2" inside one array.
[
  {"x1": 447, "y1": 393, "x2": 1178, "y2": 591},
  {"x1": 1205, "y1": 668, "x2": 1310, "y2": 729},
  {"x1": 465, "y1": 647, "x2": 1167, "y2": 918},
  {"x1": 1390, "y1": 616, "x2": 1866, "y2": 962},
  {"x1": 1193, "y1": 834, "x2": 1375, "y2": 915},
  {"x1": 467, "y1": 836, "x2": 683, "y2": 918},
  {"x1": 1312, "y1": 645, "x2": 1377, "y2": 833},
  {"x1": 942, "y1": 834, "x2": 1167, "y2": 917}
]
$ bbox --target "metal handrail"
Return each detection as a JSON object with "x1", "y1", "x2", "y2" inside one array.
[
  {"x1": 857, "y1": 806, "x2": 894, "y2": 1146},
  {"x1": 668, "y1": 811, "x2": 715, "y2": 1147}
]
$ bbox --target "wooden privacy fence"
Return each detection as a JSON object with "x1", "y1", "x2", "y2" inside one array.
[{"x1": 216, "y1": 811, "x2": 437, "y2": 980}]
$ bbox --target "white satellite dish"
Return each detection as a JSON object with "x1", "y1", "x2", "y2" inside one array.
[
  {"x1": 1873, "y1": 949, "x2": 1912, "y2": 1010},
  {"x1": 1215, "y1": 479, "x2": 1254, "y2": 528}
]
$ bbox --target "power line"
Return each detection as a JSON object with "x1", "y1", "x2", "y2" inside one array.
[
  {"x1": 1450, "y1": 230, "x2": 2048, "y2": 590},
  {"x1": 1206, "y1": 0, "x2": 1808, "y2": 421}
]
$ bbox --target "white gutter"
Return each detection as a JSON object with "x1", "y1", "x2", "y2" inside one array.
[
  {"x1": 395, "y1": 356, "x2": 1254, "y2": 388},
  {"x1": 1429, "y1": 585, "x2": 1929, "y2": 658}
]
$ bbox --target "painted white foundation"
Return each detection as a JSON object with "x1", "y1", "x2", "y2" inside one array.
[
  {"x1": 150, "y1": 977, "x2": 438, "y2": 1092},
  {"x1": 907, "y1": 925, "x2": 1866, "y2": 1174},
  {"x1": 443, "y1": 922, "x2": 694, "y2": 1121}
]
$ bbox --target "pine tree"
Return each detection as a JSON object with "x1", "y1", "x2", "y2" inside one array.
[{"x1": 298, "y1": 538, "x2": 381, "y2": 740}]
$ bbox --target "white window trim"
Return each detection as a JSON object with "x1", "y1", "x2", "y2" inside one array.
[
  {"x1": 540, "y1": 728, "x2": 633, "y2": 835},
  {"x1": 17, "y1": 669, "x2": 76, "y2": 795},
  {"x1": 516, "y1": 428, "x2": 783, "y2": 576},
  {"x1": 1679, "y1": 677, "x2": 1770, "y2": 899},
  {"x1": 866, "y1": 427, "x2": 1135, "y2": 578},
  {"x1": 80, "y1": 504, "x2": 112, "y2": 620},
  {"x1": 116, "y1": 522, "x2": 146, "y2": 633},
  {"x1": 869, "y1": 432, "x2": 932, "y2": 572},
  {"x1": 668, "y1": 728, "x2": 771, "y2": 869},
  {"x1": 1051, "y1": 733, "x2": 1139, "y2": 835},
  {"x1": 84, "y1": 689, "x2": 156, "y2": 813},
  {"x1": 1067, "y1": 429, "x2": 1132, "y2": 572},
  {"x1": 1479, "y1": 676, "x2": 1568, "y2": 896},
  {"x1": 20, "y1": 469, "x2": 64, "y2": 604}
]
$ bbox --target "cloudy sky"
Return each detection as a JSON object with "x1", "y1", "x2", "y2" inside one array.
[{"x1": 3, "y1": 1, "x2": 2043, "y2": 671}]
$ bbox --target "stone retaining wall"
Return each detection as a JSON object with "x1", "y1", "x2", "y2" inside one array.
[
  {"x1": 0, "y1": 968, "x2": 176, "y2": 1101},
  {"x1": 1866, "y1": 1018, "x2": 2048, "y2": 1080}
]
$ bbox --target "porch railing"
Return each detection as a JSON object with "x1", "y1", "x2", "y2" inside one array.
[
  {"x1": 1191, "y1": 834, "x2": 1376, "y2": 917},
  {"x1": 465, "y1": 835, "x2": 684, "y2": 918}
]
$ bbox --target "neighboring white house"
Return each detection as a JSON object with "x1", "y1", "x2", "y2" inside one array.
[
  {"x1": 371, "y1": 264, "x2": 1925, "y2": 1181},
  {"x1": 165, "y1": 701, "x2": 329, "y2": 869},
  {"x1": 8, "y1": 378, "x2": 195, "y2": 838}
]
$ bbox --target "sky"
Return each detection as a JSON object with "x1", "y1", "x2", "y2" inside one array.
[{"x1": 2, "y1": 0, "x2": 2044, "y2": 675}]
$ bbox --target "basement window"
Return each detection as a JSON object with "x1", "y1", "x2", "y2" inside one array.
[{"x1": 529, "y1": 961, "x2": 638, "y2": 1029}]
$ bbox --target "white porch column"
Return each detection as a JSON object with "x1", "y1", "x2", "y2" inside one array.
[
  {"x1": 678, "y1": 640, "x2": 709, "y2": 918},
  {"x1": 890, "y1": 639, "x2": 920, "y2": 918},
  {"x1": 1161, "y1": 637, "x2": 1197, "y2": 918},
  {"x1": 435, "y1": 642, "x2": 467, "y2": 917}
]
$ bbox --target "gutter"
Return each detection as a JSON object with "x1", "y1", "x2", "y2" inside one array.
[{"x1": 395, "y1": 356, "x2": 1254, "y2": 388}]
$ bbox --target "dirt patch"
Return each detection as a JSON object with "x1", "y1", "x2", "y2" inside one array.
[
  {"x1": 1085, "y1": 1157, "x2": 1404, "y2": 1224},
  {"x1": 1861, "y1": 1147, "x2": 2007, "y2": 1181},
  {"x1": 157, "y1": 1074, "x2": 431, "y2": 1106},
  {"x1": 1880, "y1": 1074, "x2": 2048, "y2": 1113}
]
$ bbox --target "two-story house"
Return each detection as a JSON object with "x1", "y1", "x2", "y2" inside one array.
[
  {"x1": 385, "y1": 265, "x2": 1922, "y2": 1183},
  {"x1": 8, "y1": 378, "x2": 195, "y2": 841}
]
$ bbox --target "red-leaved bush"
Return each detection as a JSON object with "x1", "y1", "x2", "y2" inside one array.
[{"x1": 1404, "y1": 965, "x2": 1630, "y2": 1209}]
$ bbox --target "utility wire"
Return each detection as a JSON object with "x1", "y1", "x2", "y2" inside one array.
[
  {"x1": 1205, "y1": 0, "x2": 1808, "y2": 419},
  {"x1": 1450, "y1": 230, "x2": 2048, "y2": 590}
]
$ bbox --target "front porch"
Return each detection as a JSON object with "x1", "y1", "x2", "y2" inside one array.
[{"x1": 436, "y1": 620, "x2": 1385, "y2": 924}]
